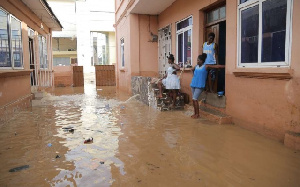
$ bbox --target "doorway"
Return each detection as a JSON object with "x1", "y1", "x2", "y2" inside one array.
[
  {"x1": 204, "y1": 4, "x2": 226, "y2": 93},
  {"x1": 28, "y1": 35, "x2": 38, "y2": 86}
]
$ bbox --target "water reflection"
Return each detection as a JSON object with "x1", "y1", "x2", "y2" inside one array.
[{"x1": 0, "y1": 73, "x2": 300, "y2": 186}]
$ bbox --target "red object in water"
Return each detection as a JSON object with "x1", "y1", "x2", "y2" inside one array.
[{"x1": 84, "y1": 137, "x2": 93, "y2": 144}]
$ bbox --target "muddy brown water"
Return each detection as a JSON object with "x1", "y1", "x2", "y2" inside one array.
[{"x1": 1, "y1": 75, "x2": 300, "y2": 187}]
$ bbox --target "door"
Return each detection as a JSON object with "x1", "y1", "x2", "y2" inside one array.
[
  {"x1": 158, "y1": 25, "x2": 171, "y2": 78},
  {"x1": 29, "y1": 38, "x2": 38, "y2": 86},
  {"x1": 205, "y1": 24, "x2": 219, "y2": 47}
]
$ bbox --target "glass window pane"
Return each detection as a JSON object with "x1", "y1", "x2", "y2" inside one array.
[
  {"x1": 53, "y1": 57, "x2": 70, "y2": 66},
  {"x1": 240, "y1": 0, "x2": 250, "y2": 3},
  {"x1": 177, "y1": 17, "x2": 192, "y2": 31},
  {"x1": 207, "y1": 12, "x2": 213, "y2": 23},
  {"x1": 241, "y1": 5, "x2": 259, "y2": 63},
  {"x1": 184, "y1": 29, "x2": 192, "y2": 65},
  {"x1": 261, "y1": 0, "x2": 287, "y2": 62},
  {"x1": 177, "y1": 33, "x2": 183, "y2": 65},
  {"x1": 0, "y1": 10, "x2": 11, "y2": 67},
  {"x1": 11, "y1": 17, "x2": 22, "y2": 67},
  {"x1": 212, "y1": 9, "x2": 219, "y2": 22},
  {"x1": 220, "y1": 7, "x2": 226, "y2": 19}
]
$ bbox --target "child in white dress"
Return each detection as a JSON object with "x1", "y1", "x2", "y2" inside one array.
[{"x1": 157, "y1": 54, "x2": 181, "y2": 108}]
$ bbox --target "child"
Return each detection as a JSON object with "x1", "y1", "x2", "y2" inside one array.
[{"x1": 190, "y1": 54, "x2": 224, "y2": 118}]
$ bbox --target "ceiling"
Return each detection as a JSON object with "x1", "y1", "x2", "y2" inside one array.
[
  {"x1": 21, "y1": 0, "x2": 63, "y2": 31},
  {"x1": 130, "y1": 0, "x2": 176, "y2": 15}
]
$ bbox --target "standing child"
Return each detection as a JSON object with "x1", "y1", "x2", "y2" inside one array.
[
  {"x1": 190, "y1": 54, "x2": 224, "y2": 119},
  {"x1": 203, "y1": 32, "x2": 218, "y2": 92}
]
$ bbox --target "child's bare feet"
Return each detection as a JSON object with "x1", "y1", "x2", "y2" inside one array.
[{"x1": 191, "y1": 115, "x2": 200, "y2": 119}]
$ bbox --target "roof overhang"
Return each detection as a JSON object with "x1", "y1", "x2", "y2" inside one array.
[
  {"x1": 21, "y1": 0, "x2": 63, "y2": 31},
  {"x1": 130, "y1": 0, "x2": 176, "y2": 15}
]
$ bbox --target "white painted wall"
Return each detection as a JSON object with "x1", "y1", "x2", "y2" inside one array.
[{"x1": 48, "y1": 0, "x2": 115, "y2": 73}]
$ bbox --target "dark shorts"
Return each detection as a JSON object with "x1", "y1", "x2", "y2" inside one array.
[{"x1": 209, "y1": 69, "x2": 216, "y2": 81}]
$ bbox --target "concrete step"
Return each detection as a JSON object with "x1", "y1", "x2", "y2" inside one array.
[
  {"x1": 284, "y1": 131, "x2": 300, "y2": 151},
  {"x1": 199, "y1": 105, "x2": 232, "y2": 125}
]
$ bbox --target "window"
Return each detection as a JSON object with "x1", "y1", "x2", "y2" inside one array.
[
  {"x1": 238, "y1": 0, "x2": 292, "y2": 67},
  {"x1": 39, "y1": 35, "x2": 48, "y2": 69},
  {"x1": 207, "y1": 6, "x2": 226, "y2": 25},
  {"x1": 120, "y1": 38, "x2": 124, "y2": 67},
  {"x1": 53, "y1": 57, "x2": 70, "y2": 66},
  {"x1": 0, "y1": 8, "x2": 23, "y2": 68},
  {"x1": 176, "y1": 16, "x2": 192, "y2": 67}
]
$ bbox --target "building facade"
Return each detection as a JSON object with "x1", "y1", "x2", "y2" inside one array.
[
  {"x1": 0, "y1": 0, "x2": 62, "y2": 123},
  {"x1": 115, "y1": 0, "x2": 300, "y2": 149}
]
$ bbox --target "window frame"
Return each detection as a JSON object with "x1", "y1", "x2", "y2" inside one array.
[
  {"x1": 237, "y1": 0, "x2": 293, "y2": 68},
  {"x1": 176, "y1": 16, "x2": 193, "y2": 66},
  {"x1": 0, "y1": 7, "x2": 23, "y2": 70},
  {"x1": 120, "y1": 38, "x2": 125, "y2": 67}
]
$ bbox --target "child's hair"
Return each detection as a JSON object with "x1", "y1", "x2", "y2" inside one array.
[
  {"x1": 208, "y1": 32, "x2": 215, "y2": 39},
  {"x1": 168, "y1": 54, "x2": 175, "y2": 62},
  {"x1": 198, "y1": 53, "x2": 207, "y2": 62}
]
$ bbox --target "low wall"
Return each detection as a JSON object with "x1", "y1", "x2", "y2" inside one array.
[
  {"x1": 131, "y1": 76, "x2": 152, "y2": 106},
  {"x1": 0, "y1": 71, "x2": 32, "y2": 124},
  {"x1": 53, "y1": 66, "x2": 73, "y2": 87}
]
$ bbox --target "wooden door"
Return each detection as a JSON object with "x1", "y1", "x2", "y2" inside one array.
[
  {"x1": 205, "y1": 24, "x2": 219, "y2": 46},
  {"x1": 95, "y1": 65, "x2": 116, "y2": 86},
  {"x1": 73, "y1": 66, "x2": 84, "y2": 87}
]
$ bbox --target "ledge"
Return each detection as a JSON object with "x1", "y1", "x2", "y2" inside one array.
[
  {"x1": 233, "y1": 68, "x2": 293, "y2": 80},
  {"x1": 180, "y1": 68, "x2": 193, "y2": 71},
  {"x1": 119, "y1": 68, "x2": 126, "y2": 72},
  {"x1": 0, "y1": 70, "x2": 32, "y2": 78}
]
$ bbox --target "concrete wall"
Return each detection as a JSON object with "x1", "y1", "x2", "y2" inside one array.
[
  {"x1": 53, "y1": 66, "x2": 73, "y2": 87},
  {"x1": 116, "y1": 0, "x2": 300, "y2": 148},
  {"x1": 109, "y1": 32, "x2": 116, "y2": 65},
  {"x1": 52, "y1": 38, "x2": 77, "y2": 51},
  {"x1": 116, "y1": 13, "x2": 159, "y2": 93},
  {"x1": 0, "y1": 0, "x2": 55, "y2": 121},
  {"x1": 225, "y1": 0, "x2": 300, "y2": 144}
]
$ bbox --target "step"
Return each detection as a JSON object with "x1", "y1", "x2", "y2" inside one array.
[
  {"x1": 199, "y1": 105, "x2": 232, "y2": 125},
  {"x1": 284, "y1": 131, "x2": 300, "y2": 151}
]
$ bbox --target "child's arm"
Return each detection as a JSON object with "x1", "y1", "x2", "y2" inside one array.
[{"x1": 205, "y1": 64, "x2": 225, "y2": 70}]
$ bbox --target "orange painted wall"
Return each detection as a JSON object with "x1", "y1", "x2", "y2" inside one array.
[
  {"x1": 116, "y1": 12, "x2": 159, "y2": 93},
  {"x1": 116, "y1": 0, "x2": 300, "y2": 145},
  {"x1": 225, "y1": 0, "x2": 300, "y2": 142},
  {"x1": 158, "y1": 0, "x2": 220, "y2": 97},
  {"x1": 0, "y1": 0, "x2": 54, "y2": 109},
  {"x1": 53, "y1": 66, "x2": 73, "y2": 87},
  {"x1": 0, "y1": 75, "x2": 31, "y2": 106}
]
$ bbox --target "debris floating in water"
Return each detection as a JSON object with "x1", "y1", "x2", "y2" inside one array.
[
  {"x1": 55, "y1": 155, "x2": 61, "y2": 159},
  {"x1": 14, "y1": 132, "x2": 17, "y2": 136},
  {"x1": 84, "y1": 137, "x2": 93, "y2": 144},
  {"x1": 120, "y1": 106, "x2": 125, "y2": 109},
  {"x1": 97, "y1": 89, "x2": 103, "y2": 91},
  {"x1": 9, "y1": 165, "x2": 29, "y2": 172},
  {"x1": 47, "y1": 143, "x2": 52, "y2": 147},
  {"x1": 100, "y1": 161, "x2": 105, "y2": 164}
]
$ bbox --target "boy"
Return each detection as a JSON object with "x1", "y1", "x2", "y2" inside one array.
[{"x1": 203, "y1": 32, "x2": 218, "y2": 92}]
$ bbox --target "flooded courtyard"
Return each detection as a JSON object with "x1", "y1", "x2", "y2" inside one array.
[{"x1": 0, "y1": 75, "x2": 300, "y2": 187}]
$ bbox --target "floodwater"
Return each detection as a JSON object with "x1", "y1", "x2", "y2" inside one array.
[{"x1": 1, "y1": 74, "x2": 300, "y2": 187}]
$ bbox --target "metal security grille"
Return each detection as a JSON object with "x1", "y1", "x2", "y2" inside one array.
[{"x1": 158, "y1": 25, "x2": 171, "y2": 78}]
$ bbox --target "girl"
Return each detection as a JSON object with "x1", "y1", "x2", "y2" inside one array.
[
  {"x1": 157, "y1": 54, "x2": 181, "y2": 109},
  {"x1": 190, "y1": 53, "x2": 224, "y2": 118}
]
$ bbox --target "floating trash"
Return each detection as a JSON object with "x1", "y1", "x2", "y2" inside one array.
[
  {"x1": 9, "y1": 165, "x2": 29, "y2": 172},
  {"x1": 55, "y1": 155, "x2": 61, "y2": 159},
  {"x1": 84, "y1": 137, "x2": 93, "y2": 144},
  {"x1": 100, "y1": 161, "x2": 105, "y2": 164},
  {"x1": 47, "y1": 143, "x2": 52, "y2": 147},
  {"x1": 120, "y1": 106, "x2": 125, "y2": 109},
  {"x1": 97, "y1": 89, "x2": 103, "y2": 91}
]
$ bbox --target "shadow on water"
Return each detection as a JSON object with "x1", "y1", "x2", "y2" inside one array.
[{"x1": 0, "y1": 72, "x2": 300, "y2": 186}]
